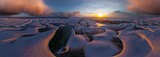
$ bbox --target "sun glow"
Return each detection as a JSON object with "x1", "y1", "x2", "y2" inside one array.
[
  {"x1": 96, "y1": 12, "x2": 107, "y2": 17},
  {"x1": 82, "y1": 12, "x2": 108, "y2": 18},
  {"x1": 98, "y1": 13, "x2": 103, "y2": 17}
]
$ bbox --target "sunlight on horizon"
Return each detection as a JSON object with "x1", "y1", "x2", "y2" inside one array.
[
  {"x1": 97, "y1": 13, "x2": 103, "y2": 17},
  {"x1": 96, "y1": 12, "x2": 108, "y2": 17},
  {"x1": 82, "y1": 12, "x2": 108, "y2": 17}
]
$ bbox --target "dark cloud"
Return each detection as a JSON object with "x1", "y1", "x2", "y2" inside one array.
[
  {"x1": 0, "y1": 0, "x2": 53, "y2": 16},
  {"x1": 127, "y1": 0, "x2": 160, "y2": 15},
  {"x1": 52, "y1": 12, "x2": 80, "y2": 17}
]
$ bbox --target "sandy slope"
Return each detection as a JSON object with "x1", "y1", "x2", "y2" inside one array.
[
  {"x1": 0, "y1": 17, "x2": 160, "y2": 57},
  {"x1": 0, "y1": 27, "x2": 58, "y2": 57}
]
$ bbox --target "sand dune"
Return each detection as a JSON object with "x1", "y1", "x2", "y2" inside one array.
[
  {"x1": 0, "y1": 17, "x2": 160, "y2": 57},
  {"x1": 0, "y1": 27, "x2": 58, "y2": 57}
]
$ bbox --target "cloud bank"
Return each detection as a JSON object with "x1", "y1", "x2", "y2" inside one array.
[
  {"x1": 0, "y1": 0, "x2": 53, "y2": 16},
  {"x1": 127, "y1": 0, "x2": 160, "y2": 15},
  {"x1": 52, "y1": 12, "x2": 80, "y2": 17}
]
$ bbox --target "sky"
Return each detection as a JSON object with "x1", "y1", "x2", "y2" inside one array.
[
  {"x1": 45, "y1": 0, "x2": 128, "y2": 14},
  {"x1": 0, "y1": 0, "x2": 159, "y2": 17}
]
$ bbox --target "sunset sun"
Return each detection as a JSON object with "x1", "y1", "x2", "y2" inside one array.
[
  {"x1": 98, "y1": 13, "x2": 103, "y2": 17},
  {"x1": 96, "y1": 12, "x2": 107, "y2": 17}
]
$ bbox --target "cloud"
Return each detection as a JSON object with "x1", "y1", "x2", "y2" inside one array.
[
  {"x1": 127, "y1": 0, "x2": 160, "y2": 15},
  {"x1": 0, "y1": 0, "x2": 53, "y2": 16},
  {"x1": 52, "y1": 12, "x2": 80, "y2": 17}
]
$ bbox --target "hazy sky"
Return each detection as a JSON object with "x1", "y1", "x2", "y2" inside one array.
[{"x1": 46, "y1": 0, "x2": 128, "y2": 13}]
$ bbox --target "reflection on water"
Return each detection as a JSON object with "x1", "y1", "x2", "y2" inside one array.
[{"x1": 96, "y1": 23, "x2": 105, "y2": 27}]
